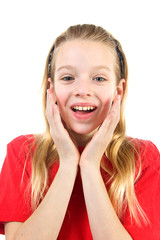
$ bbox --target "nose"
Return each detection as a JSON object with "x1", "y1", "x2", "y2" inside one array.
[{"x1": 73, "y1": 78, "x2": 92, "y2": 97}]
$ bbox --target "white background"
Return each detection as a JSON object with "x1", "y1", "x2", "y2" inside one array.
[{"x1": 0, "y1": 0, "x2": 160, "y2": 238}]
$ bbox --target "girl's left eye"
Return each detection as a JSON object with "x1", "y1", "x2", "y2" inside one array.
[{"x1": 94, "y1": 77, "x2": 106, "y2": 82}]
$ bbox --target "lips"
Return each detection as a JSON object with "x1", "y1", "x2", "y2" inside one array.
[
  {"x1": 70, "y1": 103, "x2": 97, "y2": 113},
  {"x1": 70, "y1": 103, "x2": 97, "y2": 119},
  {"x1": 72, "y1": 106, "x2": 96, "y2": 112}
]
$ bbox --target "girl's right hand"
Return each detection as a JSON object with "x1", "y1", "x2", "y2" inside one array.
[{"x1": 45, "y1": 88, "x2": 80, "y2": 167}]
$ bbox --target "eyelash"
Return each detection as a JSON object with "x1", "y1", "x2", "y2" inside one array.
[
  {"x1": 61, "y1": 76, "x2": 107, "y2": 82},
  {"x1": 94, "y1": 77, "x2": 106, "y2": 82},
  {"x1": 61, "y1": 76, "x2": 74, "y2": 81}
]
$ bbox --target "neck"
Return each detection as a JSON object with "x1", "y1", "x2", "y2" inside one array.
[{"x1": 68, "y1": 128, "x2": 98, "y2": 147}]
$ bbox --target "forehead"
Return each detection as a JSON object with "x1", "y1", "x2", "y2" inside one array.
[{"x1": 54, "y1": 39, "x2": 116, "y2": 71}]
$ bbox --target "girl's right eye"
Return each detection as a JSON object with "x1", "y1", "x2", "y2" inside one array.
[{"x1": 61, "y1": 76, "x2": 74, "y2": 81}]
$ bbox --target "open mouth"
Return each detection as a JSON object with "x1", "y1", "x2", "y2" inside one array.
[{"x1": 71, "y1": 106, "x2": 97, "y2": 113}]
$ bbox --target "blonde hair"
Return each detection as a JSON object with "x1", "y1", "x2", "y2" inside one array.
[{"x1": 31, "y1": 24, "x2": 148, "y2": 225}]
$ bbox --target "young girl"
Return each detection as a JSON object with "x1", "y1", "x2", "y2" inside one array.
[{"x1": 0, "y1": 24, "x2": 159, "y2": 240}]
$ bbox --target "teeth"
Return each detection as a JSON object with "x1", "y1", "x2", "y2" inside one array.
[{"x1": 72, "y1": 106, "x2": 96, "y2": 111}]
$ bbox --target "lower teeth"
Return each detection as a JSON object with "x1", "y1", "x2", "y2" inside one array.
[{"x1": 73, "y1": 109, "x2": 94, "y2": 113}]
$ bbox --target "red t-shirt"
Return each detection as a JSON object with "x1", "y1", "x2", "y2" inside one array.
[{"x1": 0, "y1": 135, "x2": 159, "y2": 239}]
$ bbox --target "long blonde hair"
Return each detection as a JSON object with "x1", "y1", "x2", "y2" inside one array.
[{"x1": 31, "y1": 24, "x2": 148, "y2": 225}]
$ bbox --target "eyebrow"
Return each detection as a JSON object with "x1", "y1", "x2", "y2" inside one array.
[{"x1": 56, "y1": 65, "x2": 112, "y2": 72}]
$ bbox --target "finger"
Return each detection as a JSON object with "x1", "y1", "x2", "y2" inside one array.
[
  {"x1": 96, "y1": 95, "x2": 121, "y2": 138},
  {"x1": 47, "y1": 90, "x2": 70, "y2": 137},
  {"x1": 46, "y1": 90, "x2": 58, "y2": 134},
  {"x1": 106, "y1": 95, "x2": 121, "y2": 134},
  {"x1": 47, "y1": 90, "x2": 59, "y2": 122},
  {"x1": 46, "y1": 90, "x2": 54, "y2": 120},
  {"x1": 47, "y1": 88, "x2": 56, "y2": 102},
  {"x1": 108, "y1": 95, "x2": 121, "y2": 124}
]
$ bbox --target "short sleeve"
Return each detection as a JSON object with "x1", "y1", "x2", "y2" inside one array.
[
  {"x1": 0, "y1": 135, "x2": 34, "y2": 234},
  {"x1": 122, "y1": 140, "x2": 160, "y2": 240}
]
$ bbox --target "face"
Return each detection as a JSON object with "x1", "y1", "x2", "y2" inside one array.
[{"x1": 53, "y1": 40, "x2": 124, "y2": 140}]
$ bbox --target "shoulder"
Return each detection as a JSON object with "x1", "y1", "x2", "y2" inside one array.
[
  {"x1": 129, "y1": 137, "x2": 160, "y2": 171},
  {"x1": 131, "y1": 138, "x2": 159, "y2": 155},
  {"x1": 5, "y1": 134, "x2": 36, "y2": 170},
  {"x1": 8, "y1": 134, "x2": 35, "y2": 147},
  {"x1": 0, "y1": 135, "x2": 37, "y2": 183},
  {"x1": 7, "y1": 134, "x2": 35, "y2": 155}
]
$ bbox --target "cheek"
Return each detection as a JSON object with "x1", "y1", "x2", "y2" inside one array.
[
  {"x1": 98, "y1": 85, "x2": 116, "y2": 116},
  {"x1": 103, "y1": 97, "x2": 112, "y2": 109},
  {"x1": 54, "y1": 85, "x2": 71, "y2": 121},
  {"x1": 54, "y1": 84, "x2": 68, "y2": 105},
  {"x1": 100, "y1": 97, "x2": 113, "y2": 118},
  {"x1": 55, "y1": 94, "x2": 66, "y2": 115}
]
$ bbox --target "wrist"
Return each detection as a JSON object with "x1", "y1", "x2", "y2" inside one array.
[
  {"x1": 79, "y1": 161, "x2": 101, "y2": 174},
  {"x1": 80, "y1": 164, "x2": 102, "y2": 187},
  {"x1": 59, "y1": 160, "x2": 78, "y2": 172}
]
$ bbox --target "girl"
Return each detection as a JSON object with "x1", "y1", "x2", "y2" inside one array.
[{"x1": 0, "y1": 24, "x2": 159, "y2": 240}]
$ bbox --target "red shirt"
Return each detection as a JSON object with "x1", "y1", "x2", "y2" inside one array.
[{"x1": 0, "y1": 135, "x2": 159, "y2": 239}]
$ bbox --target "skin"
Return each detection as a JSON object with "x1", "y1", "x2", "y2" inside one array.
[
  {"x1": 5, "y1": 39, "x2": 132, "y2": 240},
  {"x1": 45, "y1": 40, "x2": 131, "y2": 239},
  {"x1": 51, "y1": 39, "x2": 125, "y2": 146}
]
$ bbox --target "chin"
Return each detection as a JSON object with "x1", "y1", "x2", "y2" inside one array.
[{"x1": 69, "y1": 125, "x2": 99, "y2": 136}]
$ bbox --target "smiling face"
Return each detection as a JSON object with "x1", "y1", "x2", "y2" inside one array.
[{"x1": 52, "y1": 39, "x2": 124, "y2": 141}]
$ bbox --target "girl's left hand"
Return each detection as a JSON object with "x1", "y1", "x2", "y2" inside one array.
[{"x1": 79, "y1": 95, "x2": 121, "y2": 170}]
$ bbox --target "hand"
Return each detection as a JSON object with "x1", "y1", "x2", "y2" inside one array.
[
  {"x1": 45, "y1": 88, "x2": 80, "y2": 167},
  {"x1": 79, "y1": 95, "x2": 121, "y2": 170}
]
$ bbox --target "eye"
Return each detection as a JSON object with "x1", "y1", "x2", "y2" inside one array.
[
  {"x1": 61, "y1": 76, "x2": 74, "y2": 81},
  {"x1": 94, "y1": 77, "x2": 106, "y2": 82}
]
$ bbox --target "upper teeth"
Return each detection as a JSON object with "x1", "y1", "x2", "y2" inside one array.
[{"x1": 72, "y1": 106, "x2": 96, "y2": 111}]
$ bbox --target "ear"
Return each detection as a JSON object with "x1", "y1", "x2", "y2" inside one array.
[
  {"x1": 47, "y1": 78, "x2": 58, "y2": 104},
  {"x1": 47, "y1": 78, "x2": 54, "y2": 90},
  {"x1": 114, "y1": 79, "x2": 126, "y2": 100}
]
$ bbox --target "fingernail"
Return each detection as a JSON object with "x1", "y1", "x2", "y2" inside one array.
[
  {"x1": 117, "y1": 95, "x2": 121, "y2": 101},
  {"x1": 47, "y1": 89, "x2": 52, "y2": 96}
]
